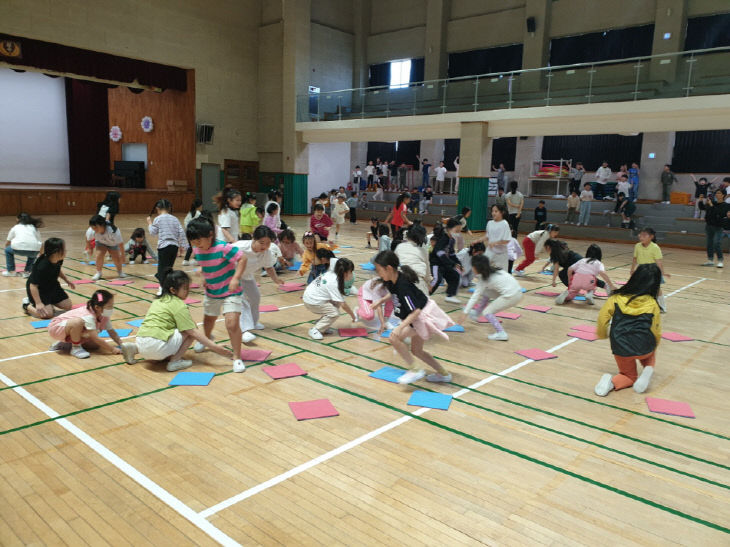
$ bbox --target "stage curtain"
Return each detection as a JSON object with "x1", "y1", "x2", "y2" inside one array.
[
  {"x1": 1, "y1": 33, "x2": 187, "y2": 91},
  {"x1": 367, "y1": 142, "x2": 396, "y2": 163},
  {"x1": 549, "y1": 25, "x2": 654, "y2": 66},
  {"x1": 409, "y1": 58, "x2": 425, "y2": 85},
  {"x1": 672, "y1": 130, "x2": 730, "y2": 172},
  {"x1": 444, "y1": 138, "x2": 460, "y2": 170},
  {"x1": 395, "y1": 141, "x2": 420, "y2": 169},
  {"x1": 447, "y1": 44, "x2": 523, "y2": 78},
  {"x1": 492, "y1": 138, "x2": 517, "y2": 171},
  {"x1": 65, "y1": 78, "x2": 110, "y2": 187},
  {"x1": 685, "y1": 13, "x2": 730, "y2": 50},
  {"x1": 541, "y1": 134, "x2": 643, "y2": 171},
  {"x1": 368, "y1": 63, "x2": 390, "y2": 88}
]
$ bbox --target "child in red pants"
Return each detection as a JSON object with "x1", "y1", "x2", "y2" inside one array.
[
  {"x1": 594, "y1": 263, "x2": 662, "y2": 396},
  {"x1": 556, "y1": 244, "x2": 616, "y2": 305}
]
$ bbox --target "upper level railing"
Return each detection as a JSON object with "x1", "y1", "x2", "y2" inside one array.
[{"x1": 297, "y1": 46, "x2": 730, "y2": 123}]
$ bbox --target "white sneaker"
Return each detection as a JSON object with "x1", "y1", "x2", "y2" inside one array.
[
  {"x1": 308, "y1": 327, "x2": 323, "y2": 340},
  {"x1": 50, "y1": 341, "x2": 71, "y2": 352},
  {"x1": 91, "y1": 272, "x2": 102, "y2": 281},
  {"x1": 513, "y1": 269, "x2": 525, "y2": 277},
  {"x1": 232, "y1": 359, "x2": 246, "y2": 373},
  {"x1": 397, "y1": 369, "x2": 426, "y2": 384},
  {"x1": 22, "y1": 296, "x2": 29, "y2": 305},
  {"x1": 118, "y1": 272, "x2": 128, "y2": 278},
  {"x1": 633, "y1": 366, "x2": 654, "y2": 393},
  {"x1": 21, "y1": 272, "x2": 30, "y2": 278},
  {"x1": 71, "y1": 345, "x2": 90, "y2": 359},
  {"x1": 242, "y1": 331, "x2": 257, "y2": 344},
  {"x1": 181, "y1": 260, "x2": 190, "y2": 266},
  {"x1": 156, "y1": 287, "x2": 163, "y2": 296},
  {"x1": 2, "y1": 271, "x2": 18, "y2": 277},
  {"x1": 555, "y1": 291, "x2": 569, "y2": 305},
  {"x1": 657, "y1": 295, "x2": 667, "y2": 313},
  {"x1": 253, "y1": 322, "x2": 265, "y2": 330},
  {"x1": 594, "y1": 373, "x2": 614, "y2": 396},
  {"x1": 167, "y1": 359, "x2": 193, "y2": 372},
  {"x1": 426, "y1": 372, "x2": 452, "y2": 383},
  {"x1": 488, "y1": 331, "x2": 509, "y2": 341},
  {"x1": 444, "y1": 296, "x2": 460, "y2": 304},
  {"x1": 701, "y1": 261, "x2": 714, "y2": 266},
  {"x1": 260, "y1": 270, "x2": 268, "y2": 277},
  {"x1": 120, "y1": 342, "x2": 138, "y2": 364},
  {"x1": 585, "y1": 291, "x2": 595, "y2": 305},
  {"x1": 575, "y1": 223, "x2": 580, "y2": 226},
  {"x1": 717, "y1": 262, "x2": 724, "y2": 268},
  {"x1": 128, "y1": 260, "x2": 134, "y2": 265},
  {"x1": 193, "y1": 341, "x2": 206, "y2": 353},
  {"x1": 142, "y1": 260, "x2": 149, "y2": 264}
]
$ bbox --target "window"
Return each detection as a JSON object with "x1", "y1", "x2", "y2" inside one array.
[{"x1": 390, "y1": 59, "x2": 412, "y2": 89}]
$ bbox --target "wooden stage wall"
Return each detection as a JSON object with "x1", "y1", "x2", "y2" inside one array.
[
  {"x1": 0, "y1": 186, "x2": 195, "y2": 216},
  {"x1": 107, "y1": 71, "x2": 196, "y2": 191}
]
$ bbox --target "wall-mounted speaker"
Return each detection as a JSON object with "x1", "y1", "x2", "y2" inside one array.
[{"x1": 526, "y1": 16, "x2": 536, "y2": 33}]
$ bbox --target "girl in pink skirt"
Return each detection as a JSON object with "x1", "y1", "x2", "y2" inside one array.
[
  {"x1": 48, "y1": 289, "x2": 124, "y2": 359},
  {"x1": 372, "y1": 250, "x2": 454, "y2": 385},
  {"x1": 355, "y1": 277, "x2": 394, "y2": 329}
]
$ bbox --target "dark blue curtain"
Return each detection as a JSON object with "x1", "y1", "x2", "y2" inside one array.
[
  {"x1": 492, "y1": 138, "x2": 517, "y2": 171},
  {"x1": 672, "y1": 130, "x2": 730, "y2": 172},
  {"x1": 448, "y1": 44, "x2": 523, "y2": 78},
  {"x1": 395, "y1": 141, "x2": 421, "y2": 168},
  {"x1": 368, "y1": 62, "x2": 390, "y2": 88},
  {"x1": 409, "y1": 58, "x2": 425, "y2": 84},
  {"x1": 367, "y1": 142, "x2": 396, "y2": 163},
  {"x1": 685, "y1": 13, "x2": 730, "y2": 50},
  {"x1": 444, "y1": 139, "x2": 460, "y2": 170},
  {"x1": 549, "y1": 25, "x2": 654, "y2": 65},
  {"x1": 541, "y1": 134, "x2": 643, "y2": 171}
]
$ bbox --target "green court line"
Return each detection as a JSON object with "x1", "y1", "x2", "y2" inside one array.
[
  {"x1": 0, "y1": 361, "x2": 126, "y2": 392},
  {"x1": 302, "y1": 374, "x2": 730, "y2": 535},
  {"x1": 264, "y1": 330, "x2": 730, "y2": 470},
  {"x1": 0, "y1": 350, "x2": 304, "y2": 437}
]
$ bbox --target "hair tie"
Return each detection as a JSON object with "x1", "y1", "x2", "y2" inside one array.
[
  {"x1": 304, "y1": 231, "x2": 313, "y2": 237},
  {"x1": 97, "y1": 293, "x2": 103, "y2": 302}
]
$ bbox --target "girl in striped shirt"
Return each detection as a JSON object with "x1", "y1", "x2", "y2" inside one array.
[
  {"x1": 186, "y1": 217, "x2": 247, "y2": 373},
  {"x1": 147, "y1": 199, "x2": 188, "y2": 288}
]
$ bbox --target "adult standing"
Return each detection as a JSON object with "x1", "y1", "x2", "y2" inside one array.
[
  {"x1": 628, "y1": 162, "x2": 640, "y2": 201},
  {"x1": 453, "y1": 156, "x2": 460, "y2": 193},
  {"x1": 569, "y1": 162, "x2": 585, "y2": 195},
  {"x1": 434, "y1": 161, "x2": 448, "y2": 194},
  {"x1": 702, "y1": 189, "x2": 729, "y2": 268},
  {"x1": 493, "y1": 163, "x2": 506, "y2": 191},
  {"x1": 416, "y1": 155, "x2": 431, "y2": 191},
  {"x1": 594, "y1": 161, "x2": 612, "y2": 200},
  {"x1": 505, "y1": 180, "x2": 524, "y2": 232},
  {"x1": 660, "y1": 164, "x2": 677, "y2": 204},
  {"x1": 398, "y1": 162, "x2": 408, "y2": 190}
]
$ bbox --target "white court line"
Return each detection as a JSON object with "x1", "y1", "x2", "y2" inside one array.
[
  {"x1": 199, "y1": 275, "x2": 706, "y2": 518},
  {"x1": 199, "y1": 337, "x2": 579, "y2": 518},
  {"x1": 0, "y1": 371, "x2": 241, "y2": 546},
  {"x1": 0, "y1": 287, "x2": 27, "y2": 293},
  {"x1": 666, "y1": 277, "x2": 706, "y2": 297}
]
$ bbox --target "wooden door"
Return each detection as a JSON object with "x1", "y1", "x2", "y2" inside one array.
[{"x1": 223, "y1": 159, "x2": 258, "y2": 194}]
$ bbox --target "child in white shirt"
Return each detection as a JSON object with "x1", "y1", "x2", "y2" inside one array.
[
  {"x1": 577, "y1": 183, "x2": 594, "y2": 226},
  {"x1": 506, "y1": 231, "x2": 524, "y2": 274},
  {"x1": 332, "y1": 194, "x2": 350, "y2": 239}
]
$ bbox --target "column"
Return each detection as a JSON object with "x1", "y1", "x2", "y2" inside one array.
[
  {"x1": 351, "y1": 0, "x2": 370, "y2": 114},
  {"x1": 514, "y1": 136, "x2": 544, "y2": 193},
  {"x1": 639, "y1": 132, "x2": 676, "y2": 200},
  {"x1": 424, "y1": 0, "x2": 449, "y2": 82},
  {"x1": 457, "y1": 122, "x2": 492, "y2": 231},
  {"x1": 649, "y1": 0, "x2": 688, "y2": 83},
  {"x1": 520, "y1": 0, "x2": 552, "y2": 92}
]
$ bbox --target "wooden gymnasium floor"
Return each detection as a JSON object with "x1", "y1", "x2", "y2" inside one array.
[{"x1": 0, "y1": 213, "x2": 727, "y2": 546}]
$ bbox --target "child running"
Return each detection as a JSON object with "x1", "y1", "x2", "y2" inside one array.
[
  {"x1": 186, "y1": 216, "x2": 247, "y2": 373},
  {"x1": 310, "y1": 203, "x2": 333, "y2": 242},
  {"x1": 332, "y1": 193, "x2": 350, "y2": 239},
  {"x1": 303, "y1": 257, "x2": 356, "y2": 339},
  {"x1": 121, "y1": 270, "x2": 233, "y2": 371},
  {"x1": 234, "y1": 225, "x2": 284, "y2": 343},
  {"x1": 124, "y1": 228, "x2": 157, "y2": 265},
  {"x1": 506, "y1": 230, "x2": 523, "y2": 274},
  {"x1": 23, "y1": 237, "x2": 73, "y2": 318},
  {"x1": 632, "y1": 227, "x2": 670, "y2": 313},
  {"x1": 88, "y1": 215, "x2": 125, "y2": 281},
  {"x1": 182, "y1": 198, "x2": 203, "y2": 265},
  {"x1": 48, "y1": 289, "x2": 123, "y2": 359},
  {"x1": 556, "y1": 243, "x2": 616, "y2": 305},
  {"x1": 594, "y1": 264, "x2": 662, "y2": 396},
  {"x1": 215, "y1": 187, "x2": 242, "y2": 243},
  {"x1": 458, "y1": 254, "x2": 523, "y2": 341},
  {"x1": 147, "y1": 199, "x2": 188, "y2": 287},
  {"x1": 373, "y1": 250, "x2": 453, "y2": 384},
  {"x1": 299, "y1": 231, "x2": 338, "y2": 283}
]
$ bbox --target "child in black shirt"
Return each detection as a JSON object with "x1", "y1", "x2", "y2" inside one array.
[
  {"x1": 534, "y1": 200, "x2": 548, "y2": 230},
  {"x1": 24, "y1": 237, "x2": 74, "y2": 319}
]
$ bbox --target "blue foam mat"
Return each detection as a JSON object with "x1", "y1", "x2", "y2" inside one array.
[
  {"x1": 99, "y1": 328, "x2": 132, "y2": 338},
  {"x1": 408, "y1": 390, "x2": 453, "y2": 410},
  {"x1": 169, "y1": 372, "x2": 215, "y2": 386},
  {"x1": 369, "y1": 366, "x2": 404, "y2": 383}
]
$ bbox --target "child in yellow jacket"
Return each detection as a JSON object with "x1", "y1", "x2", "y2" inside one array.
[
  {"x1": 298, "y1": 231, "x2": 338, "y2": 283},
  {"x1": 594, "y1": 263, "x2": 662, "y2": 396}
]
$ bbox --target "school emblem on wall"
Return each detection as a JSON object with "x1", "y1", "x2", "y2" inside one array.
[{"x1": 1, "y1": 40, "x2": 22, "y2": 59}]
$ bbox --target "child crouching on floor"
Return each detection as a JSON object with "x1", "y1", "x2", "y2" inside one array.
[
  {"x1": 121, "y1": 270, "x2": 233, "y2": 371},
  {"x1": 594, "y1": 263, "x2": 662, "y2": 396},
  {"x1": 303, "y1": 257, "x2": 356, "y2": 339},
  {"x1": 48, "y1": 289, "x2": 123, "y2": 359}
]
